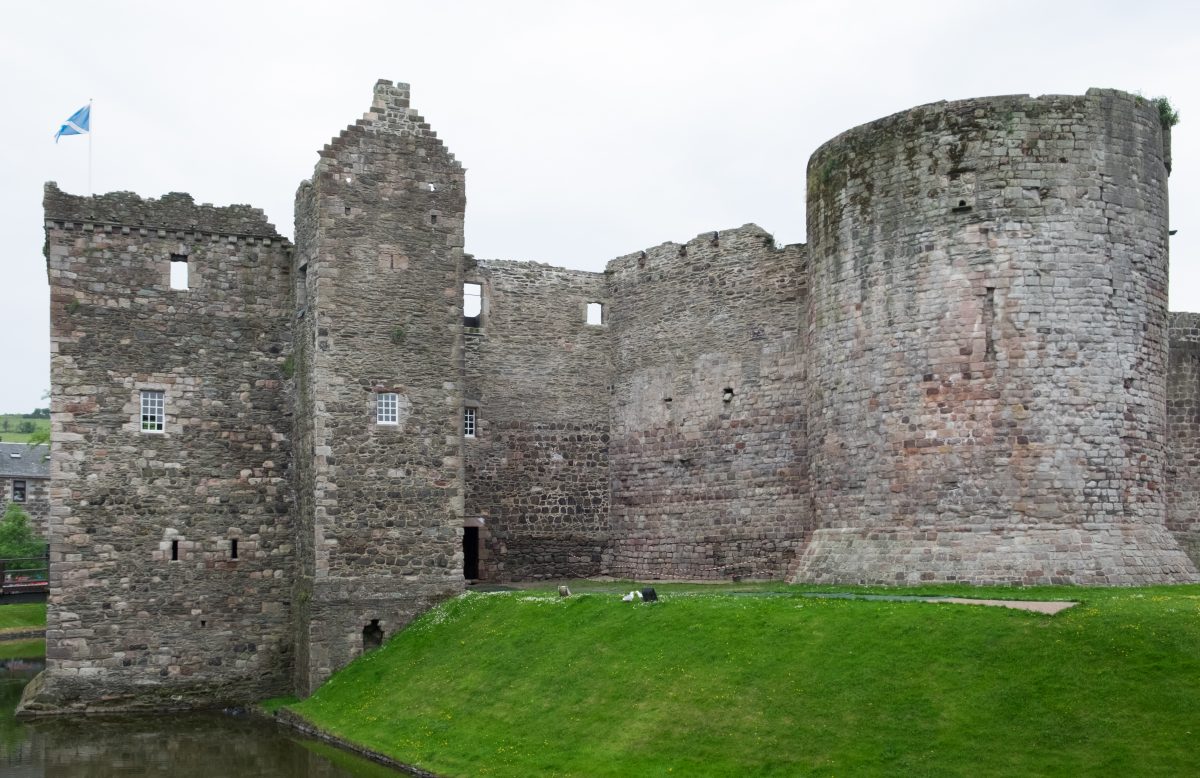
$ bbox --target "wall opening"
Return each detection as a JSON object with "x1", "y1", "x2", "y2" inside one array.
[
  {"x1": 463, "y1": 282, "x2": 482, "y2": 327},
  {"x1": 464, "y1": 407, "x2": 477, "y2": 438},
  {"x1": 984, "y1": 287, "x2": 996, "y2": 361},
  {"x1": 169, "y1": 255, "x2": 189, "y2": 290},
  {"x1": 586, "y1": 302, "x2": 604, "y2": 325},
  {"x1": 230, "y1": 538, "x2": 238, "y2": 560},
  {"x1": 463, "y1": 526, "x2": 480, "y2": 580},
  {"x1": 171, "y1": 539, "x2": 179, "y2": 561},
  {"x1": 362, "y1": 619, "x2": 383, "y2": 652}
]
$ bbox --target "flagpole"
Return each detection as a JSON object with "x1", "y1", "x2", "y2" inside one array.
[{"x1": 87, "y1": 99, "x2": 93, "y2": 197}]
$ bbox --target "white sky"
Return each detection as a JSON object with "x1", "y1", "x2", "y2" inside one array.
[{"x1": 2, "y1": 0, "x2": 1198, "y2": 412}]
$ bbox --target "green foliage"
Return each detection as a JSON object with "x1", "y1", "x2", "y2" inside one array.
[
  {"x1": 281, "y1": 355, "x2": 296, "y2": 380},
  {"x1": 287, "y1": 583, "x2": 1200, "y2": 777},
  {"x1": 0, "y1": 504, "x2": 46, "y2": 566},
  {"x1": 1153, "y1": 96, "x2": 1180, "y2": 128},
  {"x1": 390, "y1": 326, "x2": 406, "y2": 345}
]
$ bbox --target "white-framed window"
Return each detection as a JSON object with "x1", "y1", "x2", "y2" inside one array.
[
  {"x1": 12, "y1": 480, "x2": 26, "y2": 503},
  {"x1": 464, "y1": 407, "x2": 477, "y2": 438},
  {"x1": 377, "y1": 392, "x2": 399, "y2": 425},
  {"x1": 140, "y1": 390, "x2": 165, "y2": 433}
]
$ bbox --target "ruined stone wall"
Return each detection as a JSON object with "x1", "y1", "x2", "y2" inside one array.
[
  {"x1": 1, "y1": 477, "x2": 50, "y2": 536},
  {"x1": 291, "y1": 81, "x2": 466, "y2": 693},
  {"x1": 1167, "y1": 312, "x2": 1200, "y2": 566},
  {"x1": 799, "y1": 89, "x2": 1197, "y2": 585},
  {"x1": 463, "y1": 260, "x2": 611, "y2": 581},
  {"x1": 606, "y1": 226, "x2": 808, "y2": 580},
  {"x1": 29, "y1": 184, "x2": 295, "y2": 712}
]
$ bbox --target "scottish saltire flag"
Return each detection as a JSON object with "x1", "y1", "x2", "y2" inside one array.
[{"x1": 54, "y1": 104, "x2": 90, "y2": 143}]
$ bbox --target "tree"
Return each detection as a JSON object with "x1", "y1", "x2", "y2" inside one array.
[
  {"x1": 0, "y1": 503, "x2": 46, "y2": 568},
  {"x1": 16, "y1": 421, "x2": 35, "y2": 434}
]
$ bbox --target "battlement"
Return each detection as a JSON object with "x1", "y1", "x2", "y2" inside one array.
[{"x1": 43, "y1": 182, "x2": 285, "y2": 240}]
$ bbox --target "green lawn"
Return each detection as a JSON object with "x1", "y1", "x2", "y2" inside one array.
[
  {"x1": 0, "y1": 638, "x2": 43, "y2": 660},
  {"x1": 285, "y1": 583, "x2": 1200, "y2": 777},
  {"x1": 0, "y1": 603, "x2": 46, "y2": 633},
  {"x1": 0, "y1": 415, "x2": 48, "y2": 444}
]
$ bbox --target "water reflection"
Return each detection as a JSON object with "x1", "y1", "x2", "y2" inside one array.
[{"x1": 0, "y1": 655, "x2": 398, "y2": 777}]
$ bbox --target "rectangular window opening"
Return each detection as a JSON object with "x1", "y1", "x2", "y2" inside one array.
[
  {"x1": 377, "y1": 392, "x2": 399, "y2": 425},
  {"x1": 464, "y1": 407, "x2": 477, "y2": 438},
  {"x1": 12, "y1": 480, "x2": 26, "y2": 503},
  {"x1": 171, "y1": 539, "x2": 179, "y2": 561},
  {"x1": 463, "y1": 283, "x2": 482, "y2": 327},
  {"x1": 586, "y1": 302, "x2": 604, "y2": 325},
  {"x1": 140, "y1": 390, "x2": 165, "y2": 433},
  {"x1": 230, "y1": 538, "x2": 239, "y2": 560},
  {"x1": 169, "y1": 255, "x2": 189, "y2": 290}
]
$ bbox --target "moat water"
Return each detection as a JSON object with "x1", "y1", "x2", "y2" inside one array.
[{"x1": 0, "y1": 651, "x2": 398, "y2": 777}]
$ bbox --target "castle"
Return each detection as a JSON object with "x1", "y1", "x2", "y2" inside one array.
[{"x1": 21, "y1": 81, "x2": 1200, "y2": 713}]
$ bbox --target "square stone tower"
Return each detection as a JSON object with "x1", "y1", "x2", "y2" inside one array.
[{"x1": 291, "y1": 81, "x2": 468, "y2": 692}]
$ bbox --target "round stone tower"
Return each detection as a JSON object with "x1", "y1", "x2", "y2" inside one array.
[{"x1": 795, "y1": 89, "x2": 1198, "y2": 585}]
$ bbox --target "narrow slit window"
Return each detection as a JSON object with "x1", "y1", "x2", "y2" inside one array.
[
  {"x1": 171, "y1": 540, "x2": 179, "y2": 561},
  {"x1": 141, "y1": 390, "x2": 165, "y2": 433},
  {"x1": 586, "y1": 302, "x2": 604, "y2": 325},
  {"x1": 464, "y1": 407, "x2": 477, "y2": 438},
  {"x1": 230, "y1": 538, "x2": 239, "y2": 560},
  {"x1": 377, "y1": 392, "x2": 399, "y2": 425},
  {"x1": 169, "y1": 255, "x2": 189, "y2": 290},
  {"x1": 463, "y1": 283, "x2": 482, "y2": 327}
]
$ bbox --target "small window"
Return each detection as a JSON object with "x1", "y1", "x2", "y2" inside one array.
[
  {"x1": 586, "y1": 302, "x2": 604, "y2": 325},
  {"x1": 12, "y1": 480, "x2": 26, "y2": 503},
  {"x1": 464, "y1": 407, "x2": 477, "y2": 438},
  {"x1": 230, "y1": 538, "x2": 239, "y2": 560},
  {"x1": 141, "y1": 390, "x2": 165, "y2": 433},
  {"x1": 377, "y1": 392, "x2": 399, "y2": 425},
  {"x1": 463, "y1": 283, "x2": 482, "y2": 327},
  {"x1": 170, "y1": 255, "x2": 189, "y2": 290}
]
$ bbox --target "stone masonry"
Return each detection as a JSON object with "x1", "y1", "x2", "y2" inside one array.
[{"x1": 22, "y1": 83, "x2": 1200, "y2": 713}]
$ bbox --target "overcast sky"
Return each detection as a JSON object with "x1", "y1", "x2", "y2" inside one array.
[{"x1": 1, "y1": 0, "x2": 1198, "y2": 412}]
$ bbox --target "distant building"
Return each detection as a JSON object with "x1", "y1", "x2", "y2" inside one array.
[{"x1": 0, "y1": 443, "x2": 49, "y2": 535}]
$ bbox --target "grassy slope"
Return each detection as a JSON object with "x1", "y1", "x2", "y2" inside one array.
[
  {"x1": 0, "y1": 415, "x2": 49, "y2": 443},
  {"x1": 0, "y1": 603, "x2": 45, "y2": 633},
  {"x1": 286, "y1": 584, "x2": 1200, "y2": 777}
]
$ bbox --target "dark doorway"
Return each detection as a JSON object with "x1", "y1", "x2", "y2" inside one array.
[
  {"x1": 463, "y1": 526, "x2": 479, "y2": 580},
  {"x1": 362, "y1": 619, "x2": 383, "y2": 652}
]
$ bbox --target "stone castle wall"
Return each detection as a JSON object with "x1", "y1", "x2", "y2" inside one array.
[
  {"x1": 1168, "y1": 312, "x2": 1200, "y2": 566},
  {"x1": 463, "y1": 260, "x2": 611, "y2": 581},
  {"x1": 23, "y1": 83, "x2": 1200, "y2": 714},
  {"x1": 798, "y1": 89, "x2": 1196, "y2": 585},
  {"x1": 290, "y1": 81, "x2": 467, "y2": 693},
  {"x1": 31, "y1": 185, "x2": 296, "y2": 712},
  {"x1": 606, "y1": 226, "x2": 809, "y2": 580}
]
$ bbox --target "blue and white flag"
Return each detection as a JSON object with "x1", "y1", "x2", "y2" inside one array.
[{"x1": 54, "y1": 104, "x2": 90, "y2": 143}]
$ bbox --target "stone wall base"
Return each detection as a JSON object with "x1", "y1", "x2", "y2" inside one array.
[
  {"x1": 790, "y1": 525, "x2": 1200, "y2": 586},
  {"x1": 15, "y1": 667, "x2": 290, "y2": 717}
]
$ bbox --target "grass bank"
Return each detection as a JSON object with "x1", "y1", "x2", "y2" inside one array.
[
  {"x1": 283, "y1": 583, "x2": 1200, "y2": 777},
  {"x1": 0, "y1": 603, "x2": 45, "y2": 635}
]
